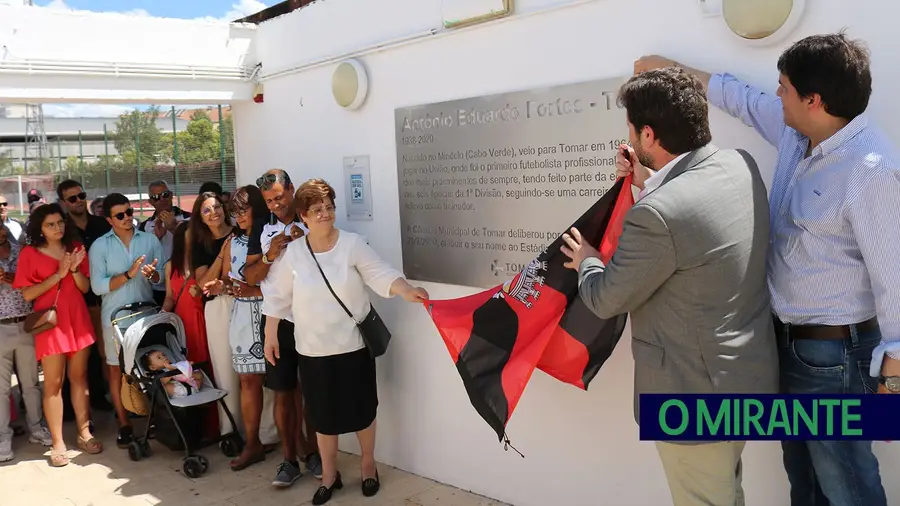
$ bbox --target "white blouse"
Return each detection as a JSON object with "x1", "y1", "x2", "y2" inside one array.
[{"x1": 261, "y1": 230, "x2": 403, "y2": 357}]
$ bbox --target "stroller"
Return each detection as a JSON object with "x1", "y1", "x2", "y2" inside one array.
[{"x1": 112, "y1": 301, "x2": 243, "y2": 478}]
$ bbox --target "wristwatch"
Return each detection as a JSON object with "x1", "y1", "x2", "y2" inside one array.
[{"x1": 879, "y1": 375, "x2": 900, "y2": 393}]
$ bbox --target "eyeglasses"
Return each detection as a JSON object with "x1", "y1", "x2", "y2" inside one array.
[
  {"x1": 256, "y1": 173, "x2": 291, "y2": 190},
  {"x1": 113, "y1": 208, "x2": 135, "y2": 221},
  {"x1": 0, "y1": 202, "x2": 8, "y2": 208},
  {"x1": 42, "y1": 220, "x2": 65, "y2": 230},
  {"x1": 65, "y1": 192, "x2": 87, "y2": 204},
  {"x1": 201, "y1": 203, "x2": 223, "y2": 216},
  {"x1": 149, "y1": 191, "x2": 172, "y2": 201},
  {"x1": 231, "y1": 207, "x2": 249, "y2": 218},
  {"x1": 308, "y1": 205, "x2": 336, "y2": 217}
]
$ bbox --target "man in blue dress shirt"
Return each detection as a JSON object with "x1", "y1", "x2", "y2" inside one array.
[
  {"x1": 629, "y1": 33, "x2": 897, "y2": 506},
  {"x1": 89, "y1": 193, "x2": 165, "y2": 450}
]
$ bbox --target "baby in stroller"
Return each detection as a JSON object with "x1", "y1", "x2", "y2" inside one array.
[{"x1": 141, "y1": 350, "x2": 204, "y2": 399}]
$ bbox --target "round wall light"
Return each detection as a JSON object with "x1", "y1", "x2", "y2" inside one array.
[
  {"x1": 721, "y1": 0, "x2": 805, "y2": 46},
  {"x1": 332, "y1": 59, "x2": 368, "y2": 110}
]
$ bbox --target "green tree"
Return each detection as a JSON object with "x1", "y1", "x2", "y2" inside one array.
[
  {"x1": 180, "y1": 110, "x2": 219, "y2": 164},
  {"x1": 114, "y1": 106, "x2": 164, "y2": 167}
]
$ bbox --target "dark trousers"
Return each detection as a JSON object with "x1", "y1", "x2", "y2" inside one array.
[{"x1": 776, "y1": 319, "x2": 887, "y2": 506}]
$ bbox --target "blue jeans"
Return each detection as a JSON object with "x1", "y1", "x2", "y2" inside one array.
[{"x1": 777, "y1": 322, "x2": 887, "y2": 506}]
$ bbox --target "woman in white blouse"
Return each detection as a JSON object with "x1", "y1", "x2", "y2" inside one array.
[{"x1": 263, "y1": 178, "x2": 427, "y2": 505}]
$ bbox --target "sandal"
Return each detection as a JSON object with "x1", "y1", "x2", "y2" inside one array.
[
  {"x1": 230, "y1": 450, "x2": 265, "y2": 471},
  {"x1": 49, "y1": 448, "x2": 69, "y2": 467},
  {"x1": 77, "y1": 436, "x2": 103, "y2": 455}
]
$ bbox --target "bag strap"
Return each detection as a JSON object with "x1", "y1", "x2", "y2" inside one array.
[
  {"x1": 172, "y1": 271, "x2": 193, "y2": 309},
  {"x1": 49, "y1": 283, "x2": 61, "y2": 309},
  {"x1": 305, "y1": 237, "x2": 359, "y2": 324}
]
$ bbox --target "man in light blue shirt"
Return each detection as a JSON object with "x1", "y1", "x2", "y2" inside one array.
[
  {"x1": 631, "y1": 32, "x2": 895, "y2": 506},
  {"x1": 89, "y1": 193, "x2": 165, "y2": 450}
]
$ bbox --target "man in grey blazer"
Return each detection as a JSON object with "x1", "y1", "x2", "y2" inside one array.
[{"x1": 561, "y1": 67, "x2": 779, "y2": 506}]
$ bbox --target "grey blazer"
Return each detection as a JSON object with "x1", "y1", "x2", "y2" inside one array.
[{"x1": 578, "y1": 144, "x2": 779, "y2": 428}]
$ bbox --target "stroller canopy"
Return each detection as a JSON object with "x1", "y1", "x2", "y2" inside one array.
[{"x1": 122, "y1": 312, "x2": 188, "y2": 376}]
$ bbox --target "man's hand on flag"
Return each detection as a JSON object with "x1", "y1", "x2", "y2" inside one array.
[{"x1": 561, "y1": 227, "x2": 600, "y2": 270}]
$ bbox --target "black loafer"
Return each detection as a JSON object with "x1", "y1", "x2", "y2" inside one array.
[
  {"x1": 362, "y1": 470, "x2": 380, "y2": 497},
  {"x1": 312, "y1": 472, "x2": 343, "y2": 505}
]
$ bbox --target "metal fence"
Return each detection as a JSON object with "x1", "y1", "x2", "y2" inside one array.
[{"x1": 0, "y1": 104, "x2": 236, "y2": 219}]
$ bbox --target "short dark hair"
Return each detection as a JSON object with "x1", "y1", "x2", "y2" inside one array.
[
  {"x1": 777, "y1": 31, "x2": 871, "y2": 121},
  {"x1": 617, "y1": 67, "x2": 712, "y2": 155},
  {"x1": 102, "y1": 193, "x2": 130, "y2": 218},
  {"x1": 56, "y1": 179, "x2": 83, "y2": 200},
  {"x1": 25, "y1": 203, "x2": 77, "y2": 248},
  {"x1": 198, "y1": 181, "x2": 223, "y2": 195}
]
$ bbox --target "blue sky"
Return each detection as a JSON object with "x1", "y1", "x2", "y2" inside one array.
[
  {"x1": 35, "y1": 0, "x2": 276, "y2": 21},
  {"x1": 26, "y1": 0, "x2": 276, "y2": 117}
]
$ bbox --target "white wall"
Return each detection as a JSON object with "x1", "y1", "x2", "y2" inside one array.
[
  {"x1": 0, "y1": 5, "x2": 256, "y2": 103},
  {"x1": 233, "y1": 1, "x2": 900, "y2": 504}
]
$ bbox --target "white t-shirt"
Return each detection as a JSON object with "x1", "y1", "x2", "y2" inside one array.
[
  {"x1": 261, "y1": 230, "x2": 403, "y2": 357},
  {"x1": 256, "y1": 219, "x2": 308, "y2": 319}
]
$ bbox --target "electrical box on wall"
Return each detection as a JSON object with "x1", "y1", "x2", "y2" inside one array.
[
  {"x1": 442, "y1": 0, "x2": 513, "y2": 29},
  {"x1": 343, "y1": 155, "x2": 373, "y2": 221}
]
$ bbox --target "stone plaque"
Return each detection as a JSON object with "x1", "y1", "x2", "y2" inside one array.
[{"x1": 395, "y1": 76, "x2": 630, "y2": 289}]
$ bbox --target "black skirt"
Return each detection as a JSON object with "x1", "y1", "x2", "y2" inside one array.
[{"x1": 297, "y1": 347, "x2": 378, "y2": 436}]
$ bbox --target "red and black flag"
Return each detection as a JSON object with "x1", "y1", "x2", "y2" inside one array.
[{"x1": 425, "y1": 175, "x2": 634, "y2": 443}]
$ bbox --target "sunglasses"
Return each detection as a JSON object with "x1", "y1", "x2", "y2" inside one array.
[
  {"x1": 149, "y1": 191, "x2": 172, "y2": 201},
  {"x1": 256, "y1": 173, "x2": 291, "y2": 189},
  {"x1": 201, "y1": 203, "x2": 223, "y2": 216},
  {"x1": 0, "y1": 202, "x2": 7, "y2": 208},
  {"x1": 113, "y1": 208, "x2": 135, "y2": 221},
  {"x1": 65, "y1": 192, "x2": 87, "y2": 204}
]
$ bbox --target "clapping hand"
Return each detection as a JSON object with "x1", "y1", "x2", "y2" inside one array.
[
  {"x1": 153, "y1": 216, "x2": 167, "y2": 239},
  {"x1": 141, "y1": 258, "x2": 159, "y2": 280},
  {"x1": 56, "y1": 253, "x2": 73, "y2": 279},
  {"x1": 202, "y1": 279, "x2": 226, "y2": 296},
  {"x1": 70, "y1": 246, "x2": 86, "y2": 272},
  {"x1": 127, "y1": 255, "x2": 145, "y2": 280}
]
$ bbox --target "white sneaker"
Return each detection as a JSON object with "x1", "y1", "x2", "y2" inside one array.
[
  {"x1": 0, "y1": 433, "x2": 13, "y2": 462},
  {"x1": 29, "y1": 426, "x2": 52, "y2": 447}
]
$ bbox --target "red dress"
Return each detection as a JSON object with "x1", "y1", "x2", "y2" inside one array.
[
  {"x1": 169, "y1": 269, "x2": 209, "y2": 363},
  {"x1": 169, "y1": 267, "x2": 219, "y2": 437},
  {"x1": 13, "y1": 244, "x2": 95, "y2": 360}
]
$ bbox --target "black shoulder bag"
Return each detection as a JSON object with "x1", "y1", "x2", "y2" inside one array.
[{"x1": 305, "y1": 238, "x2": 392, "y2": 358}]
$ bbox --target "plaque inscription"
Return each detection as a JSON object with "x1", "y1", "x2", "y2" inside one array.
[{"x1": 395, "y1": 77, "x2": 631, "y2": 289}]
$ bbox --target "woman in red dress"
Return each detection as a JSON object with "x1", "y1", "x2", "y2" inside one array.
[
  {"x1": 162, "y1": 222, "x2": 209, "y2": 363},
  {"x1": 13, "y1": 203, "x2": 102, "y2": 466}
]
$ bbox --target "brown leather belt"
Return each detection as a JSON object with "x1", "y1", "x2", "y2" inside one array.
[{"x1": 773, "y1": 316, "x2": 879, "y2": 340}]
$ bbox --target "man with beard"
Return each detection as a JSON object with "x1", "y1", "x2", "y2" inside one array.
[
  {"x1": 137, "y1": 180, "x2": 191, "y2": 305},
  {"x1": 244, "y1": 169, "x2": 322, "y2": 487},
  {"x1": 56, "y1": 180, "x2": 113, "y2": 415},
  {"x1": 560, "y1": 67, "x2": 778, "y2": 506},
  {"x1": 633, "y1": 32, "x2": 896, "y2": 506}
]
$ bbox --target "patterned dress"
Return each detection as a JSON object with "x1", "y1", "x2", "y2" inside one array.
[{"x1": 228, "y1": 234, "x2": 265, "y2": 374}]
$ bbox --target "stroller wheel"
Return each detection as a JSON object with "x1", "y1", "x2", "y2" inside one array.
[
  {"x1": 140, "y1": 439, "x2": 152, "y2": 458},
  {"x1": 220, "y1": 435, "x2": 243, "y2": 458},
  {"x1": 197, "y1": 454, "x2": 209, "y2": 473},
  {"x1": 183, "y1": 456, "x2": 204, "y2": 478},
  {"x1": 127, "y1": 441, "x2": 142, "y2": 462}
]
